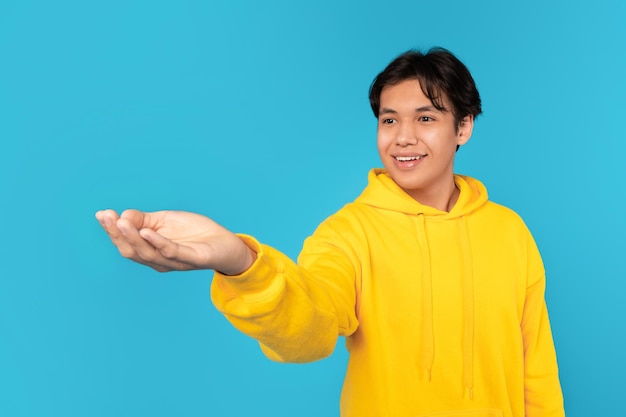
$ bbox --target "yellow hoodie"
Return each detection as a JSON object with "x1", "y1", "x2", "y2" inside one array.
[{"x1": 211, "y1": 169, "x2": 565, "y2": 417}]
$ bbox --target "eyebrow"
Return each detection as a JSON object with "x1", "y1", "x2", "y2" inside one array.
[{"x1": 379, "y1": 105, "x2": 437, "y2": 116}]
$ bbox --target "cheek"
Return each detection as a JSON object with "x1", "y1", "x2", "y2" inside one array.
[
  {"x1": 376, "y1": 130, "x2": 392, "y2": 153},
  {"x1": 376, "y1": 137, "x2": 387, "y2": 160}
]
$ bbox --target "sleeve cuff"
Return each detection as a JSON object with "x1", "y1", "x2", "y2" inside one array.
[{"x1": 213, "y1": 234, "x2": 284, "y2": 294}]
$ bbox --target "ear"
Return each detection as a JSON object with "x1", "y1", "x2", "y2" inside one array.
[{"x1": 456, "y1": 114, "x2": 474, "y2": 146}]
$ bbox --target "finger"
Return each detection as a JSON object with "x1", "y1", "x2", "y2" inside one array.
[
  {"x1": 117, "y1": 219, "x2": 186, "y2": 270},
  {"x1": 95, "y1": 209, "x2": 119, "y2": 230},
  {"x1": 95, "y1": 210, "x2": 147, "y2": 261},
  {"x1": 141, "y1": 228, "x2": 213, "y2": 271},
  {"x1": 140, "y1": 229, "x2": 202, "y2": 271},
  {"x1": 97, "y1": 209, "x2": 180, "y2": 272},
  {"x1": 96, "y1": 209, "x2": 128, "y2": 244},
  {"x1": 116, "y1": 217, "x2": 157, "y2": 259},
  {"x1": 142, "y1": 227, "x2": 213, "y2": 271},
  {"x1": 119, "y1": 209, "x2": 147, "y2": 229},
  {"x1": 121, "y1": 209, "x2": 170, "y2": 233},
  {"x1": 139, "y1": 228, "x2": 182, "y2": 260}
]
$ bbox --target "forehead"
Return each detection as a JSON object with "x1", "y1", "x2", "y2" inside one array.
[
  {"x1": 381, "y1": 79, "x2": 427, "y2": 101},
  {"x1": 380, "y1": 78, "x2": 450, "y2": 112}
]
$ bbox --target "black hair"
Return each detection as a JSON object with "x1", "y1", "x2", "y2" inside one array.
[{"x1": 369, "y1": 47, "x2": 482, "y2": 127}]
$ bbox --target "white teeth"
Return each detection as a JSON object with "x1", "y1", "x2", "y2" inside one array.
[{"x1": 395, "y1": 156, "x2": 423, "y2": 161}]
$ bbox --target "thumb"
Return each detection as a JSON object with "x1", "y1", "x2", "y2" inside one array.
[
  {"x1": 120, "y1": 209, "x2": 149, "y2": 229},
  {"x1": 139, "y1": 228, "x2": 181, "y2": 260}
]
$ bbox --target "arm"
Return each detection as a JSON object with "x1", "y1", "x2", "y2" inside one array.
[
  {"x1": 211, "y1": 217, "x2": 361, "y2": 363},
  {"x1": 96, "y1": 208, "x2": 360, "y2": 362},
  {"x1": 522, "y1": 241, "x2": 565, "y2": 416}
]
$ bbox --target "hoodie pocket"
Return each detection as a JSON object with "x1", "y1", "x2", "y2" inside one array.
[{"x1": 417, "y1": 409, "x2": 503, "y2": 417}]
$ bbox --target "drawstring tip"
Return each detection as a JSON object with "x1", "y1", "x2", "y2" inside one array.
[{"x1": 468, "y1": 387, "x2": 474, "y2": 400}]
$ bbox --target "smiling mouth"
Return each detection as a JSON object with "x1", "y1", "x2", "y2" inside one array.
[{"x1": 394, "y1": 155, "x2": 426, "y2": 161}]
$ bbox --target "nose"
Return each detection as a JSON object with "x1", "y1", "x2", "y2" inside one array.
[{"x1": 396, "y1": 122, "x2": 418, "y2": 146}]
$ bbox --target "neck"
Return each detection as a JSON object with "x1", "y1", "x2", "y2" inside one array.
[{"x1": 407, "y1": 178, "x2": 460, "y2": 212}]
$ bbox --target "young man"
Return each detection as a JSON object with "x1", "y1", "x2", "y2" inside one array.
[{"x1": 96, "y1": 48, "x2": 565, "y2": 417}]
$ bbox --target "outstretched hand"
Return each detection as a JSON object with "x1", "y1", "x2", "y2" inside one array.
[{"x1": 95, "y1": 209, "x2": 256, "y2": 275}]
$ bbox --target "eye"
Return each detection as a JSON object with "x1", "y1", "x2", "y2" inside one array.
[
  {"x1": 380, "y1": 118, "x2": 395, "y2": 125},
  {"x1": 418, "y1": 116, "x2": 433, "y2": 122}
]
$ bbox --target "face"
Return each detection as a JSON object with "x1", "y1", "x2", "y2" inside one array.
[{"x1": 376, "y1": 79, "x2": 473, "y2": 204}]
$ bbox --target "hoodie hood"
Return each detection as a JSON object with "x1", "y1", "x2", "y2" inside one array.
[
  {"x1": 355, "y1": 168, "x2": 489, "y2": 398},
  {"x1": 355, "y1": 168, "x2": 488, "y2": 217}
]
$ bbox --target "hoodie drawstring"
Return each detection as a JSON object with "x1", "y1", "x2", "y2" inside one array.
[
  {"x1": 460, "y1": 216, "x2": 475, "y2": 399},
  {"x1": 415, "y1": 214, "x2": 475, "y2": 399},
  {"x1": 416, "y1": 214, "x2": 434, "y2": 381}
]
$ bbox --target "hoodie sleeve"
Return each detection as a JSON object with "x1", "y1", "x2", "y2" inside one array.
[
  {"x1": 521, "y1": 238, "x2": 565, "y2": 416},
  {"x1": 210, "y1": 217, "x2": 361, "y2": 363}
]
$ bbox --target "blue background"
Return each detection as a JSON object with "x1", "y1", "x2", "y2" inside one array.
[{"x1": 1, "y1": 1, "x2": 624, "y2": 416}]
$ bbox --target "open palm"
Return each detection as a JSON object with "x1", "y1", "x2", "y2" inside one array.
[{"x1": 95, "y1": 209, "x2": 254, "y2": 275}]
